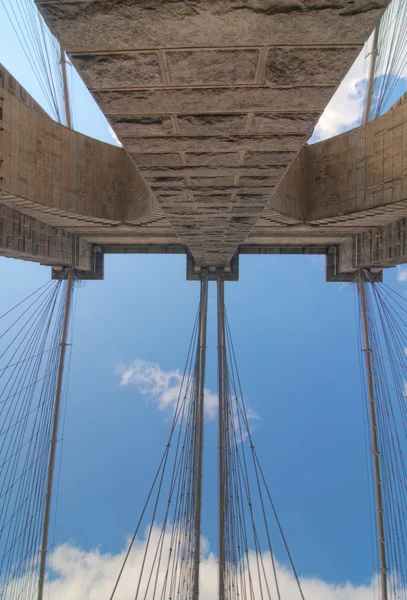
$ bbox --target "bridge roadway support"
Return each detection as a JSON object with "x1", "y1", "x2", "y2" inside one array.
[
  {"x1": 1, "y1": 63, "x2": 407, "y2": 281},
  {"x1": 38, "y1": 268, "x2": 74, "y2": 600},
  {"x1": 193, "y1": 269, "x2": 208, "y2": 600},
  {"x1": 0, "y1": 64, "x2": 168, "y2": 279},
  {"x1": 217, "y1": 271, "x2": 226, "y2": 600},
  {"x1": 36, "y1": 0, "x2": 389, "y2": 269},
  {"x1": 262, "y1": 93, "x2": 407, "y2": 281},
  {"x1": 358, "y1": 271, "x2": 388, "y2": 600}
]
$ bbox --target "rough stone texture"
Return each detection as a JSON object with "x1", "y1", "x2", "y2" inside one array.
[
  {"x1": 36, "y1": 0, "x2": 388, "y2": 267},
  {"x1": 265, "y1": 47, "x2": 358, "y2": 87},
  {"x1": 142, "y1": 166, "x2": 286, "y2": 178},
  {"x1": 109, "y1": 116, "x2": 174, "y2": 137},
  {"x1": 177, "y1": 115, "x2": 248, "y2": 135},
  {"x1": 185, "y1": 153, "x2": 240, "y2": 167},
  {"x1": 93, "y1": 87, "x2": 336, "y2": 115},
  {"x1": 166, "y1": 50, "x2": 259, "y2": 85},
  {"x1": 252, "y1": 113, "x2": 320, "y2": 134},
  {"x1": 36, "y1": 1, "x2": 388, "y2": 49},
  {"x1": 121, "y1": 135, "x2": 307, "y2": 154},
  {"x1": 244, "y1": 152, "x2": 298, "y2": 166},
  {"x1": 72, "y1": 52, "x2": 163, "y2": 88},
  {"x1": 131, "y1": 153, "x2": 182, "y2": 167}
]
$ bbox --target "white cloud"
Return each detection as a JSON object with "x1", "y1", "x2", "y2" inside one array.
[
  {"x1": 311, "y1": 2, "x2": 407, "y2": 144},
  {"x1": 116, "y1": 358, "x2": 218, "y2": 418},
  {"x1": 108, "y1": 124, "x2": 122, "y2": 146},
  {"x1": 116, "y1": 358, "x2": 260, "y2": 436},
  {"x1": 397, "y1": 267, "x2": 407, "y2": 283},
  {"x1": 310, "y1": 44, "x2": 369, "y2": 143},
  {"x1": 3, "y1": 529, "x2": 384, "y2": 600}
]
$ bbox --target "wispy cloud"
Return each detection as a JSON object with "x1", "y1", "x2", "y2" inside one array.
[
  {"x1": 116, "y1": 358, "x2": 259, "y2": 435},
  {"x1": 310, "y1": 22, "x2": 407, "y2": 145},
  {"x1": 4, "y1": 529, "x2": 385, "y2": 600},
  {"x1": 397, "y1": 267, "x2": 407, "y2": 283},
  {"x1": 117, "y1": 358, "x2": 193, "y2": 413},
  {"x1": 116, "y1": 358, "x2": 217, "y2": 420},
  {"x1": 310, "y1": 44, "x2": 368, "y2": 143},
  {"x1": 108, "y1": 124, "x2": 122, "y2": 147}
]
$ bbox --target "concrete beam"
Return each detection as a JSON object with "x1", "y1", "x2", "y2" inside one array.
[
  {"x1": 36, "y1": 1, "x2": 387, "y2": 50},
  {"x1": 328, "y1": 218, "x2": 407, "y2": 278},
  {"x1": 268, "y1": 93, "x2": 407, "y2": 224},
  {"x1": 0, "y1": 65, "x2": 156, "y2": 228},
  {"x1": 0, "y1": 204, "x2": 93, "y2": 271},
  {"x1": 36, "y1": 0, "x2": 389, "y2": 268},
  {"x1": 259, "y1": 93, "x2": 407, "y2": 279}
]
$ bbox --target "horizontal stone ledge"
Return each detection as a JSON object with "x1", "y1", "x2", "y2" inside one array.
[
  {"x1": 84, "y1": 236, "x2": 180, "y2": 246},
  {"x1": 148, "y1": 176, "x2": 280, "y2": 187},
  {"x1": 98, "y1": 86, "x2": 335, "y2": 115},
  {"x1": 71, "y1": 47, "x2": 357, "y2": 90},
  {"x1": 0, "y1": 204, "x2": 93, "y2": 271},
  {"x1": 155, "y1": 186, "x2": 276, "y2": 196},
  {"x1": 110, "y1": 113, "x2": 320, "y2": 137},
  {"x1": 244, "y1": 235, "x2": 347, "y2": 245},
  {"x1": 141, "y1": 166, "x2": 286, "y2": 178},
  {"x1": 251, "y1": 223, "x2": 367, "y2": 234},
  {"x1": 37, "y1": 1, "x2": 385, "y2": 49},
  {"x1": 307, "y1": 200, "x2": 407, "y2": 226},
  {"x1": 124, "y1": 135, "x2": 306, "y2": 154},
  {"x1": 128, "y1": 150, "x2": 298, "y2": 168}
]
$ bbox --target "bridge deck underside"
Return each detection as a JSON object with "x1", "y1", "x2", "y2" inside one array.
[{"x1": 36, "y1": 0, "x2": 388, "y2": 268}]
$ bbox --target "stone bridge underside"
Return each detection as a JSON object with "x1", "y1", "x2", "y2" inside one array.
[{"x1": 2, "y1": 0, "x2": 407, "y2": 280}]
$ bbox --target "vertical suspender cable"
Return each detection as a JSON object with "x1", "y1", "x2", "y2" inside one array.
[
  {"x1": 364, "y1": 27, "x2": 379, "y2": 125},
  {"x1": 37, "y1": 38, "x2": 73, "y2": 600},
  {"x1": 59, "y1": 43, "x2": 72, "y2": 130},
  {"x1": 217, "y1": 271, "x2": 226, "y2": 600},
  {"x1": 37, "y1": 268, "x2": 74, "y2": 600},
  {"x1": 37, "y1": 40, "x2": 73, "y2": 600},
  {"x1": 192, "y1": 269, "x2": 209, "y2": 600},
  {"x1": 359, "y1": 271, "x2": 388, "y2": 600},
  {"x1": 361, "y1": 20, "x2": 388, "y2": 600}
]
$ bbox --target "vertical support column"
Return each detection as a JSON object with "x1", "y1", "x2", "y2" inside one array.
[
  {"x1": 60, "y1": 43, "x2": 72, "y2": 129},
  {"x1": 193, "y1": 269, "x2": 209, "y2": 600},
  {"x1": 358, "y1": 270, "x2": 388, "y2": 600},
  {"x1": 38, "y1": 268, "x2": 74, "y2": 600},
  {"x1": 360, "y1": 25, "x2": 387, "y2": 595},
  {"x1": 217, "y1": 271, "x2": 226, "y2": 600},
  {"x1": 363, "y1": 26, "x2": 379, "y2": 125}
]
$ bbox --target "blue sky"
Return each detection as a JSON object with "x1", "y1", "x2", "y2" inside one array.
[{"x1": 1, "y1": 3, "x2": 407, "y2": 598}]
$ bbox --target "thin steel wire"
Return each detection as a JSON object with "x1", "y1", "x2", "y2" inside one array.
[
  {"x1": 0, "y1": 277, "x2": 71, "y2": 600},
  {"x1": 356, "y1": 271, "x2": 407, "y2": 599}
]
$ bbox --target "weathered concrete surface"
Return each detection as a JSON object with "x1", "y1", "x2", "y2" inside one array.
[
  {"x1": 0, "y1": 65, "x2": 157, "y2": 228},
  {"x1": 249, "y1": 92, "x2": 407, "y2": 278},
  {"x1": 35, "y1": 1, "x2": 387, "y2": 49},
  {"x1": 0, "y1": 204, "x2": 92, "y2": 271},
  {"x1": 37, "y1": 0, "x2": 389, "y2": 267},
  {"x1": 4, "y1": 0, "x2": 407, "y2": 281},
  {"x1": 0, "y1": 65, "x2": 178, "y2": 273}
]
